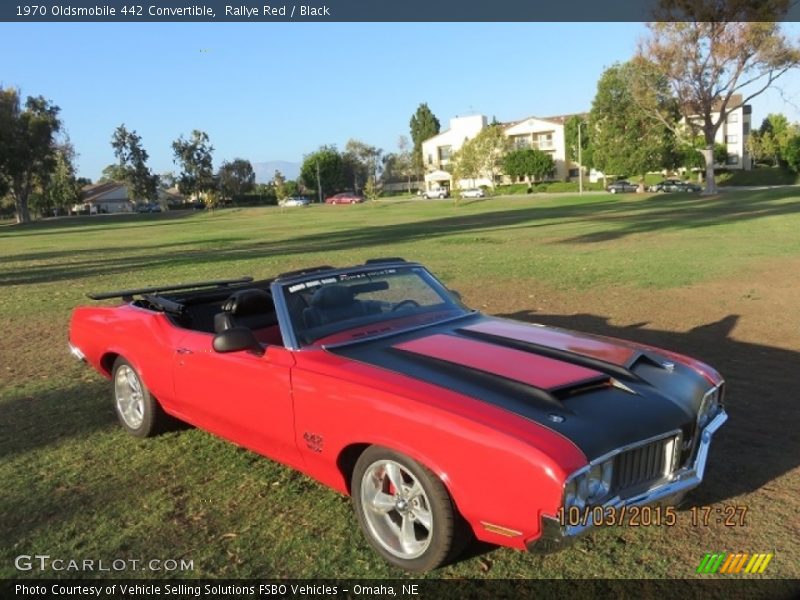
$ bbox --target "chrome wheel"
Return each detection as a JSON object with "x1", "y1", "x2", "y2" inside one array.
[
  {"x1": 114, "y1": 364, "x2": 144, "y2": 429},
  {"x1": 360, "y1": 459, "x2": 434, "y2": 559}
]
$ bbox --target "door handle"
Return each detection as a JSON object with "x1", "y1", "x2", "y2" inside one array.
[{"x1": 176, "y1": 348, "x2": 193, "y2": 355}]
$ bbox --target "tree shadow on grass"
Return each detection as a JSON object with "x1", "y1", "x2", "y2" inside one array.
[
  {"x1": 4, "y1": 190, "x2": 800, "y2": 288},
  {"x1": 0, "y1": 379, "x2": 115, "y2": 461},
  {"x1": 496, "y1": 310, "x2": 800, "y2": 505}
]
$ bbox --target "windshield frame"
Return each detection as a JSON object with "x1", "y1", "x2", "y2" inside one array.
[{"x1": 270, "y1": 263, "x2": 470, "y2": 350}]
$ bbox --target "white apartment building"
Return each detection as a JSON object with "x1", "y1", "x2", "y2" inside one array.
[
  {"x1": 686, "y1": 94, "x2": 752, "y2": 170},
  {"x1": 421, "y1": 113, "x2": 576, "y2": 192}
]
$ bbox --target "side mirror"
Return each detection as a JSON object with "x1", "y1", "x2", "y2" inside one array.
[
  {"x1": 448, "y1": 289, "x2": 462, "y2": 301},
  {"x1": 213, "y1": 327, "x2": 263, "y2": 355}
]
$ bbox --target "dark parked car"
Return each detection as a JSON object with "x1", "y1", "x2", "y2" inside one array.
[
  {"x1": 649, "y1": 179, "x2": 702, "y2": 193},
  {"x1": 325, "y1": 192, "x2": 365, "y2": 204},
  {"x1": 606, "y1": 181, "x2": 639, "y2": 194}
]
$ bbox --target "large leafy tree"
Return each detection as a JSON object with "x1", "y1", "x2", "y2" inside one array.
[
  {"x1": 300, "y1": 145, "x2": 345, "y2": 200},
  {"x1": 0, "y1": 87, "x2": 62, "y2": 223},
  {"x1": 111, "y1": 124, "x2": 158, "y2": 202},
  {"x1": 218, "y1": 158, "x2": 255, "y2": 200},
  {"x1": 409, "y1": 103, "x2": 440, "y2": 175},
  {"x1": 172, "y1": 130, "x2": 215, "y2": 200},
  {"x1": 503, "y1": 148, "x2": 555, "y2": 185},
  {"x1": 637, "y1": 2, "x2": 800, "y2": 193},
  {"x1": 590, "y1": 62, "x2": 676, "y2": 186}
]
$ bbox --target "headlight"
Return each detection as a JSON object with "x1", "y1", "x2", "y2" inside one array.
[
  {"x1": 586, "y1": 461, "x2": 613, "y2": 500},
  {"x1": 565, "y1": 460, "x2": 614, "y2": 508},
  {"x1": 698, "y1": 386, "x2": 720, "y2": 429}
]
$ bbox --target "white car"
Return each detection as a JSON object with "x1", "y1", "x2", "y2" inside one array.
[
  {"x1": 279, "y1": 196, "x2": 310, "y2": 207},
  {"x1": 423, "y1": 187, "x2": 449, "y2": 199},
  {"x1": 461, "y1": 188, "x2": 486, "y2": 198}
]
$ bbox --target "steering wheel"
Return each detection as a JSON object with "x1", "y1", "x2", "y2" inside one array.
[{"x1": 392, "y1": 299, "x2": 420, "y2": 312}]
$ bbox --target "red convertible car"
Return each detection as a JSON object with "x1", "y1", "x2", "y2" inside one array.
[
  {"x1": 68, "y1": 259, "x2": 727, "y2": 572},
  {"x1": 325, "y1": 192, "x2": 365, "y2": 204}
]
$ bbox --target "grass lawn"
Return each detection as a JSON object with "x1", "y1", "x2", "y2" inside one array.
[{"x1": 1, "y1": 190, "x2": 799, "y2": 582}]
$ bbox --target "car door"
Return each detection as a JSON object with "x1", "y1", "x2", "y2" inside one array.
[{"x1": 171, "y1": 330, "x2": 302, "y2": 468}]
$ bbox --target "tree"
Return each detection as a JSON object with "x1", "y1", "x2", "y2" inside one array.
[
  {"x1": 749, "y1": 113, "x2": 795, "y2": 167},
  {"x1": 364, "y1": 175, "x2": 381, "y2": 201},
  {"x1": 409, "y1": 103, "x2": 441, "y2": 175},
  {"x1": 0, "y1": 87, "x2": 62, "y2": 223},
  {"x1": 99, "y1": 163, "x2": 128, "y2": 183},
  {"x1": 300, "y1": 145, "x2": 345, "y2": 200},
  {"x1": 564, "y1": 115, "x2": 593, "y2": 170},
  {"x1": 638, "y1": 4, "x2": 800, "y2": 193},
  {"x1": 503, "y1": 148, "x2": 555, "y2": 186},
  {"x1": 678, "y1": 137, "x2": 727, "y2": 173},
  {"x1": 782, "y1": 134, "x2": 800, "y2": 172},
  {"x1": 218, "y1": 158, "x2": 255, "y2": 200},
  {"x1": 344, "y1": 139, "x2": 382, "y2": 193},
  {"x1": 272, "y1": 169, "x2": 287, "y2": 201},
  {"x1": 172, "y1": 130, "x2": 215, "y2": 200},
  {"x1": 590, "y1": 62, "x2": 676, "y2": 186},
  {"x1": 42, "y1": 142, "x2": 81, "y2": 215},
  {"x1": 396, "y1": 135, "x2": 414, "y2": 192},
  {"x1": 111, "y1": 124, "x2": 158, "y2": 202},
  {"x1": 451, "y1": 138, "x2": 481, "y2": 190},
  {"x1": 472, "y1": 124, "x2": 512, "y2": 187}
]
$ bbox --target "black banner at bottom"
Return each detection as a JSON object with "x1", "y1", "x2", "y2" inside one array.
[{"x1": 2, "y1": 579, "x2": 799, "y2": 600}]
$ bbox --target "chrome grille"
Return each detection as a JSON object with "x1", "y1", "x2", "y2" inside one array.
[{"x1": 613, "y1": 435, "x2": 678, "y2": 491}]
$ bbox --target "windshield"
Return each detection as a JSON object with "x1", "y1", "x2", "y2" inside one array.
[{"x1": 280, "y1": 266, "x2": 468, "y2": 346}]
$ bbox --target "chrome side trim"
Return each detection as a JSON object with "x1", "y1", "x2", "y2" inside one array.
[{"x1": 529, "y1": 409, "x2": 728, "y2": 552}]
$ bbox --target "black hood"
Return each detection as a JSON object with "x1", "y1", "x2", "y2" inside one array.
[{"x1": 329, "y1": 314, "x2": 712, "y2": 461}]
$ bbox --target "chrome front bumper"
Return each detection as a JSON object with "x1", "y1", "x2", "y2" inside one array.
[{"x1": 528, "y1": 409, "x2": 728, "y2": 553}]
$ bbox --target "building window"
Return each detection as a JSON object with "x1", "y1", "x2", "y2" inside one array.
[
  {"x1": 536, "y1": 132, "x2": 554, "y2": 149},
  {"x1": 511, "y1": 135, "x2": 530, "y2": 149},
  {"x1": 727, "y1": 112, "x2": 739, "y2": 124},
  {"x1": 726, "y1": 134, "x2": 738, "y2": 144},
  {"x1": 568, "y1": 168, "x2": 579, "y2": 177},
  {"x1": 743, "y1": 122, "x2": 750, "y2": 135},
  {"x1": 438, "y1": 145, "x2": 452, "y2": 161},
  {"x1": 726, "y1": 154, "x2": 739, "y2": 165},
  {"x1": 427, "y1": 154, "x2": 433, "y2": 166}
]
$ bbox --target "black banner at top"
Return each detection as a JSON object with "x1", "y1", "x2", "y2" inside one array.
[{"x1": 3, "y1": 0, "x2": 800, "y2": 22}]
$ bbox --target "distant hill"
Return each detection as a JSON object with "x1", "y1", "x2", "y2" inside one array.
[{"x1": 252, "y1": 161, "x2": 301, "y2": 183}]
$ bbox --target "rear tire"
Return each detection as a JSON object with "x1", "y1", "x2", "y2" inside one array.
[
  {"x1": 352, "y1": 446, "x2": 468, "y2": 572},
  {"x1": 112, "y1": 357, "x2": 169, "y2": 437}
]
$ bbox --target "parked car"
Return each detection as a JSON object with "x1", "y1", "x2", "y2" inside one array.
[
  {"x1": 279, "y1": 196, "x2": 310, "y2": 207},
  {"x1": 649, "y1": 179, "x2": 703, "y2": 193},
  {"x1": 136, "y1": 203, "x2": 162, "y2": 213},
  {"x1": 461, "y1": 188, "x2": 486, "y2": 198},
  {"x1": 423, "y1": 187, "x2": 449, "y2": 199},
  {"x1": 325, "y1": 192, "x2": 364, "y2": 204},
  {"x1": 606, "y1": 180, "x2": 638, "y2": 194},
  {"x1": 69, "y1": 259, "x2": 726, "y2": 572}
]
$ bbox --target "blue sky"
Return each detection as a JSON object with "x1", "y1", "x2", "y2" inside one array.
[{"x1": 2, "y1": 22, "x2": 800, "y2": 180}]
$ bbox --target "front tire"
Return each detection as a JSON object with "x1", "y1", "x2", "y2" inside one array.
[
  {"x1": 112, "y1": 357, "x2": 169, "y2": 437},
  {"x1": 352, "y1": 447, "x2": 466, "y2": 572}
]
